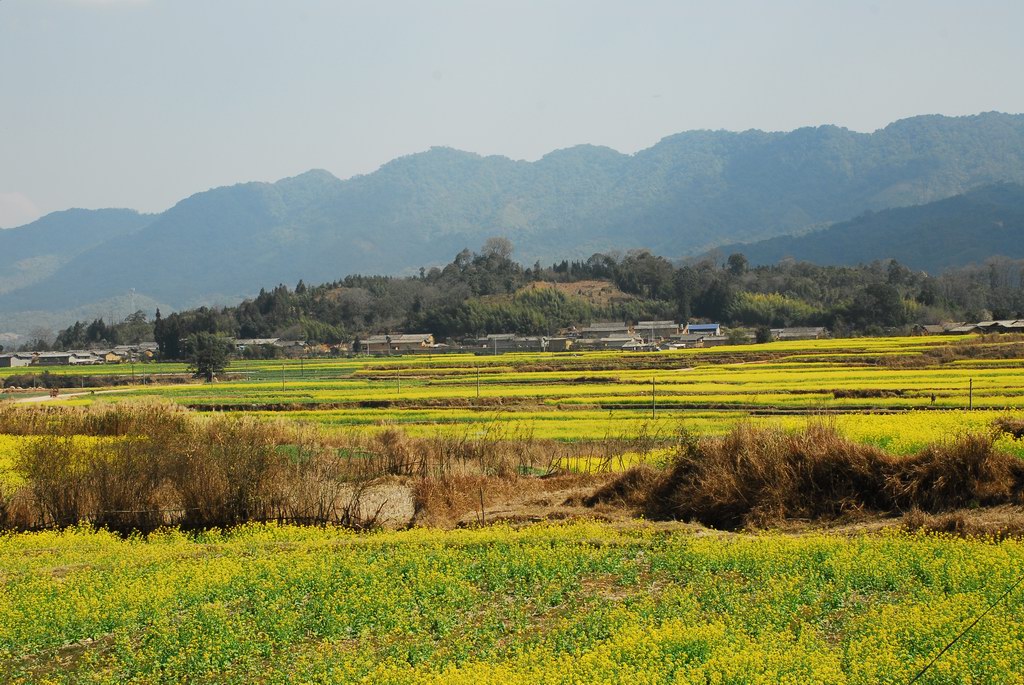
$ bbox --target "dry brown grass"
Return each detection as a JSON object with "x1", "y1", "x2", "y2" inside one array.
[
  {"x1": 583, "y1": 465, "x2": 661, "y2": 510},
  {"x1": 0, "y1": 402, "x2": 617, "y2": 531},
  {"x1": 994, "y1": 415, "x2": 1024, "y2": 439},
  {"x1": 8, "y1": 402, "x2": 1023, "y2": 534},
  {"x1": 414, "y1": 475, "x2": 524, "y2": 527},
  {"x1": 592, "y1": 422, "x2": 1024, "y2": 530},
  {"x1": 903, "y1": 506, "x2": 1024, "y2": 540}
]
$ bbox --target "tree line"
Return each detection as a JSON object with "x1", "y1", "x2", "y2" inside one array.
[{"x1": 36, "y1": 240, "x2": 1024, "y2": 359}]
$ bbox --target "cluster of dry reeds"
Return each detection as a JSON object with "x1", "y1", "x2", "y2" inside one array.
[
  {"x1": 994, "y1": 415, "x2": 1024, "y2": 439},
  {"x1": 592, "y1": 422, "x2": 1024, "y2": 529},
  {"x1": 0, "y1": 402, "x2": 655, "y2": 532},
  {"x1": 5, "y1": 401, "x2": 1022, "y2": 534}
]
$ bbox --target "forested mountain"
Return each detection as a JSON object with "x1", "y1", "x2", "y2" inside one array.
[
  {"x1": 3, "y1": 112, "x2": 1024, "y2": 335},
  {"x1": 0, "y1": 209, "x2": 151, "y2": 296},
  {"x1": 719, "y1": 183, "x2": 1024, "y2": 271}
]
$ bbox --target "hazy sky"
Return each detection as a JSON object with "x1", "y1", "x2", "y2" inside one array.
[{"x1": 2, "y1": 0, "x2": 1023, "y2": 228}]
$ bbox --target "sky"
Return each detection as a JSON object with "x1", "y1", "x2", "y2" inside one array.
[{"x1": 1, "y1": 0, "x2": 1023, "y2": 228}]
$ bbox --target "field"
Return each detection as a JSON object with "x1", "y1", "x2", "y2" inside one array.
[
  {"x1": 2, "y1": 335, "x2": 1024, "y2": 682},
  {"x1": 5, "y1": 334, "x2": 1024, "y2": 458},
  {"x1": 3, "y1": 522, "x2": 1024, "y2": 684}
]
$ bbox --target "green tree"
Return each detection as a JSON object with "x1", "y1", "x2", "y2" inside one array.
[
  {"x1": 727, "y1": 253, "x2": 749, "y2": 276},
  {"x1": 186, "y1": 332, "x2": 233, "y2": 382}
]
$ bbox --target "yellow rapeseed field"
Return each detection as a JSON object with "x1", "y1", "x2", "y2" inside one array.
[{"x1": 1, "y1": 522, "x2": 1023, "y2": 684}]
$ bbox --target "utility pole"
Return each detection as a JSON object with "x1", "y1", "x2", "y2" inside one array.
[
  {"x1": 281, "y1": 363, "x2": 285, "y2": 390},
  {"x1": 476, "y1": 366, "x2": 481, "y2": 399},
  {"x1": 651, "y1": 376, "x2": 656, "y2": 419},
  {"x1": 969, "y1": 378, "x2": 973, "y2": 411},
  {"x1": 397, "y1": 366, "x2": 401, "y2": 395}
]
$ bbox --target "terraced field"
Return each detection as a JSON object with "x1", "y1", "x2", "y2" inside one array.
[{"x1": 6, "y1": 335, "x2": 1023, "y2": 454}]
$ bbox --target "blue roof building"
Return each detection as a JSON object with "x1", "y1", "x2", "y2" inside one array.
[{"x1": 685, "y1": 323, "x2": 722, "y2": 335}]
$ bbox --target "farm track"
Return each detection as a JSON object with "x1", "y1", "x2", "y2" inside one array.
[
  {"x1": 185, "y1": 400, "x2": 996, "y2": 414},
  {"x1": 12, "y1": 389, "x2": 131, "y2": 404}
]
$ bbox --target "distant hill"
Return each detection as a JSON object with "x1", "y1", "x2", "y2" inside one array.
[
  {"x1": 3, "y1": 112, "x2": 1024, "y2": 331},
  {"x1": 0, "y1": 209, "x2": 151, "y2": 296},
  {"x1": 719, "y1": 183, "x2": 1024, "y2": 272}
]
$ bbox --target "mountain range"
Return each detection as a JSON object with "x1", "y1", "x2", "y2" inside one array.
[
  {"x1": 2, "y1": 111, "x2": 1024, "y2": 340},
  {"x1": 719, "y1": 182, "x2": 1024, "y2": 271}
]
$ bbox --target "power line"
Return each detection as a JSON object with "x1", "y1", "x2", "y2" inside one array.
[{"x1": 907, "y1": 570, "x2": 1024, "y2": 684}]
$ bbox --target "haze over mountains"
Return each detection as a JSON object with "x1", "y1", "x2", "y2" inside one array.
[
  {"x1": 2, "y1": 112, "x2": 1024, "y2": 339},
  {"x1": 719, "y1": 182, "x2": 1024, "y2": 272}
]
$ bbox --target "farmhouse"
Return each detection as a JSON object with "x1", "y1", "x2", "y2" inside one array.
[
  {"x1": 362, "y1": 333, "x2": 435, "y2": 354},
  {"x1": 68, "y1": 351, "x2": 103, "y2": 365},
  {"x1": 596, "y1": 334, "x2": 645, "y2": 350},
  {"x1": 685, "y1": 323, "x2": 722, "y2": 336},
  {"x1": 913, "y1": 325, "x2": 950, "y2": 335},
  {"x1": 33, "y1": 352, "x2": 73, "y2": 366},
  {"x1": 233, "y1": 338, "x2": 280, "y2": 352},
  {"x1": 480, "y1": 335, "x2": 544, "y2": 353},
  {"x1": 621, "y1": 340, "x2": 658, "y2": 352},
  {"x1": 946, "y1": 324, "x2": 985, "y2": 335},
  {"x1": 576, "y1": 322, "x2": 634, "y2": 337},
  {"x1": 637, "y1": 320, "x2": 681, "y2": 340},
  {"x1": 668, "y1": 334, "x2": 706, "y2": 349},
  {"x1": 111, "y1": 344, "x2": 159, "y2": 361},
  {"x1": 136, "y1": 343, "x2": 159, "y2": 359},
  {"x1": 980, "y1": 320, "x2": 1024, "y2": 333},
  {"x1": 770, "y1": 327, "x2": 829, "y2": 341},
  {"x1": 546, "y1": 337, "x2": 572, "y2": 352},
  {"x1": 475, "y1": 335, "x2": 574, "y2": 353},
  {"x1": 700, "y1": 335, "x2": 733, "y2": 348},
  {"x1": 0, "y1": 354, "x2": 33, "y2": 368}
]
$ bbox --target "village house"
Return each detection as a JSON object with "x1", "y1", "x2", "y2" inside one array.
[
  {"x1": 68, "y1": 351, "x2": 103, "y2": 365},
  {"x1": 637, "y1": 320, "x2": 681, "y2": 341},
  {"x1": 575, "y1": 322, "x2": 634, "y2": 338},
  {"x1": 684, "y1": 323, "x2": 722, "y2": 336},
  {"x1": 480, "y1": 334, "x2": 545, "y2": 353},
  {"x1": 33, "y1": 352, "x2": 73, "y2": 366},
  {"x1": 546, "y1": 337, "x2": 572, "y2": 352},
  {"x1": 668, "y1": 334, "x2": 706, "y2": 349},
  {"x1": 700, "y1": 335, "x2": 733, "y2": 348},
  {"x1": 136, "y1": 342, "x2": 159, "y2": 359},
  {"x1": 947, "y1": 323, "x2": 985, "y2": 335},
  {"x1": 276, "y1": 340, "x2": 310, "y2": 357},
  {"x1": 471, "y1": 335, "x2": 572, "y2": 354},
  {"x1": 770, "y1": 327, "x2": 829, "y2": 341},
  {"x1": 0, "y1": 353, "x2": 33, "y2": 368},
  {"x1": 303, "y1": 342, "x2": 333, "y2": 356},
  {"x1": 362, "y1": 333, "x2": 435, "y2": 354},
  {"x1": 102, "y1": 343, "x2": 158, "y2": 362},
  {"x1": 233, "y1": 338, "x2": 281, "y2": 352},
  {"x1": 621, "y1": 339, "x2": 659, "y2": 352},
  {"x1": 979, "y1": 320, "x2": 1024, "y2": 334},
  {"x1": 913, "y1": 325, "x2": 950, "y2": 335},
  {"x1": 596, "y1": 334, "x2": 645, "y2": 350},
  {"x1": 95, "y1": 350, "x2": 125, "y2": 364}
]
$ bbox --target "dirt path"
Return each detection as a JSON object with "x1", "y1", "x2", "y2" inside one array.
[{"x1": 11, "y1": 389, "x2": 132, "y2": 404}]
